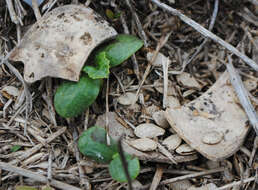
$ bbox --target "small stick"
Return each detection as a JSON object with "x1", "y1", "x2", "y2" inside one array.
[
  {"x1": 157, "y1": 142, "x2": 177, "y2": 164},
  {"x1": 120, "y1": 12, "x2": 140, "y2": 80},
  {"x1": 161, "y1": 167, "x2": 224, "y2": 185},
  {"x1": 226, "y1": 56, "x2": 258, "y2": 135},
  {"x1": 0, "y1": 162, "x2": 81, "y2": 190},
  {"x1": 217, "y1": 176, "x2": 256, "y2": 190},
  {"x1": 9, "y1": 127, "x2": 66, "y2": 164},
  {"x1": 135, "y1": 31, "x2": 172, "y2": 102},
  {"x1": 43, "y1": 79, "x2": 57, "y2": 127},
  {"x1": 4, "y1": 61, "x2": 32, "y2": 136},
  {"x1": 187, "y1": 0, "x2": 219, "y2": 69},
  {"x1": 151, "y1": 0, "x2": 258, "y2": 71},
  {"x1": 118, "y1": 136, "x2": 133, "y2": 190},
  {"x1": 248, "y1": 0, "x2": 258, "y2": 6},
  {"x1": 162, "y1": 54, "x2": 169, "y2": 108},
  {"x1": 248, "y1": 136, "x2": 258, "y2": 166},
  {"x1": 73, "y1": 127, "x2": 91, "y2": 188},
  {"x1": 5, "y1": 0, "x2": 19, "y2": 24},
  {"x1": 31, "y1": 0, "x2": 42, "y2": 20},
  {"x1": 47, "y1": 150, "x2": 53, "y2": 180},
  {"x1": 150, "y1": 165, "x2": 164, "y2": 190},
  {"x1": 125, "y1": 0, "x2": 148, "y2": 47},
  {"x1": 105, "y1": 78, "x2": 111, "y2": 145}
]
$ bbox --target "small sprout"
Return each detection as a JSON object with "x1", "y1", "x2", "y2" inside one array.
[
  {"x1": 15, "y1": 186, "x2": 37, "y2": 190},
  {"x1": 106, "y1": 9, "x2": 115, "y2": 20},
  {"x1": 100, "y1": 34, "x2": 143, "y2": 67},
  {"x1": 54, "y1": 34, "x2": 143, "y2": 118},
  {"x1": 83, "y1": 52, "x2": 110, "y2": 79},
  {"x1": 106, "y1": 9, "x2": 121, "y2": 20},
  {"x1": 78, "y1": 126, "x2": 118, "y2": 163},
  {"x1": 11, "y1": 145, "x2": 21, "y2": 152},
  {"x1": 54, "y1": 74, "x2": 101, "y2": 118},
  {"x1": 78, "y1": 126, "x2": 140, "y2": 182},
  {"x1": 109, "y1": 153, "x2": 140, "y2": 182}
]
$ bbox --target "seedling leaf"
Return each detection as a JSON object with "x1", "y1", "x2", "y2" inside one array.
[
  {"x1": 100, "y1": 34, "x2": 143, "y2": 67},
  {"x1": 109, "y1": 153, "x2": 140, "y2": 182},
  {"x1": 78, "y1": 126, "x2": 118, "y2": 163},
  {"x1": 54, "y1": 74, "x2": 101, "y2": 118},
  {"x1": 83, "y1": 52, "x2": 110, "y2": 79},
  {"x1": 15, "y1": 186, "x2": 37, "y2": 190},
  {"x1": 11, "y1": 145, "x2": 21, "y2": 152}
]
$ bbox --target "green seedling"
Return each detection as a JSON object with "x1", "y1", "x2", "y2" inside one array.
[
  {"x1": 54, "y1": 74, "x2": 101, "y2": 118},
  {"x1": 11, "y1": 145, "x2": 21, "y2": 152},
  {"x1": 78, "y1": 126, "x2": 118, "y2": 163},
  {"x1": 83, "y1": 52, "x2": 110, "y2": 79},
  {"x1": 99, "y1": 34, "x2": 143, "y2": 67},
  {"x1": 109, "y1": 153, "x2": 140, "y2": 182},
  {"x1": 78, "y1": 126, "x2": 140, "y2": 182},
  {"x1": 54, "y1": 34, "x2": 143, "y2": 118}
]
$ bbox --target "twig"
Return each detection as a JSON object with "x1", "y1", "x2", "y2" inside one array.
[
  {"x1": 135, "y1": 31, "x2": 172, "y2": 102},
  {"x1": 217, "y1": 176, "x2": 256, "y2": 190},
  {"x1": 4, "y1": 61, "x2": 32, "y2": 136},
  {"x1": 31, "y1": 0, "x2": 42, "y2": 20},
  {"x1": 187, "y1": 0, "x2": 219, "y2": 69},
  {"x1": 105, "y1": 77, "x2": 111, "y2": 145},
  {"x1": 226, "y1": 56, "x2": 258, "y2": 135},
  {"x1": 162, "y1": 53, "x2": 169, "y2": 108},
  {"x1": 248, "y1": 136, "x2": 258, "y2": 166},
  {"x1": 157, "y1": 142, "x2": 177, "y2": 164},
  {"x1": 151, "y1": 0, "x2": 258, "y2": 71},
  {"x1": 125, "y1": 0, "x2": 148, "y2": 47},
  {"x1": 47, "y1": 150, "x2": 53, "y2": 180},
  {"x1": 118, "y1": 136, "x2": 133, "y2": 190},
  {"x1": 248, "y1": 0, "x2": 258, "y2": 6},
  {"x1": 9, "y1": 127, "x2": 66, "y2": 164},
  {"x1": 120, "y1": 12, "x2": 140, "y2": 80},
  {"x1": 0, "y1": 162, "x2": 81, "y2": 190},
  {"x1": 73, "y1": 127, "x2": 91, "y2": 188},
  {"x1": 5, "y1": 0, "x2": 19, "y2": 24},
  {"x1": 150, "y1": 165, "x2": 163, "y2": 190},
  {"x1": 160, "y1": 167, "x2": 224, "y2": 185}
]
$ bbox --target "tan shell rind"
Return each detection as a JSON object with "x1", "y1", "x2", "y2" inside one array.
[
  {"x1": 165, "y1": 71, "x2": 250, "y2": 161},
  {"x1": 9, "y1": 5, "x2": 117, "y2": 83}
]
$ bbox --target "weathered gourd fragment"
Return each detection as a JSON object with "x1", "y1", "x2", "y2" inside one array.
[{"x1": 9, "y1": 5, "x2": 117, "y2": 83}]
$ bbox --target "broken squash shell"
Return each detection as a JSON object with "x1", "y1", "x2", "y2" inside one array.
[{"x1": 9, "y1": 5, "x2": 117, "y2": 83}]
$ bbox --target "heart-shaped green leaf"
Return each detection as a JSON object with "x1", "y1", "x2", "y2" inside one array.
[
  {"x1": 78, "y1": 126, "x2": 118, "y2": 163},
  {"x1": 109, "y1": 153, "x2": 140, "y2": 182},
  {"x1": 83, "y1": 52, "x2": 110, "y2": 79},
  {"x1": 100, "y1": 34, "x2": 143, "y2": 67},
  {"x1": 54, "y1": 74, "x2": 101, "y2": 118}
]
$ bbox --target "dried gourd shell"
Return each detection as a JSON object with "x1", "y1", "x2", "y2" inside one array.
[{"x1": 9, "y1": 5, "x2": 117, "y2": 83}]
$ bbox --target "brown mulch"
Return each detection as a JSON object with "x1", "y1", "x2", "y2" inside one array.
[{"x1": 0, "y1": 0, "x2": 257, "y2": 189}]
